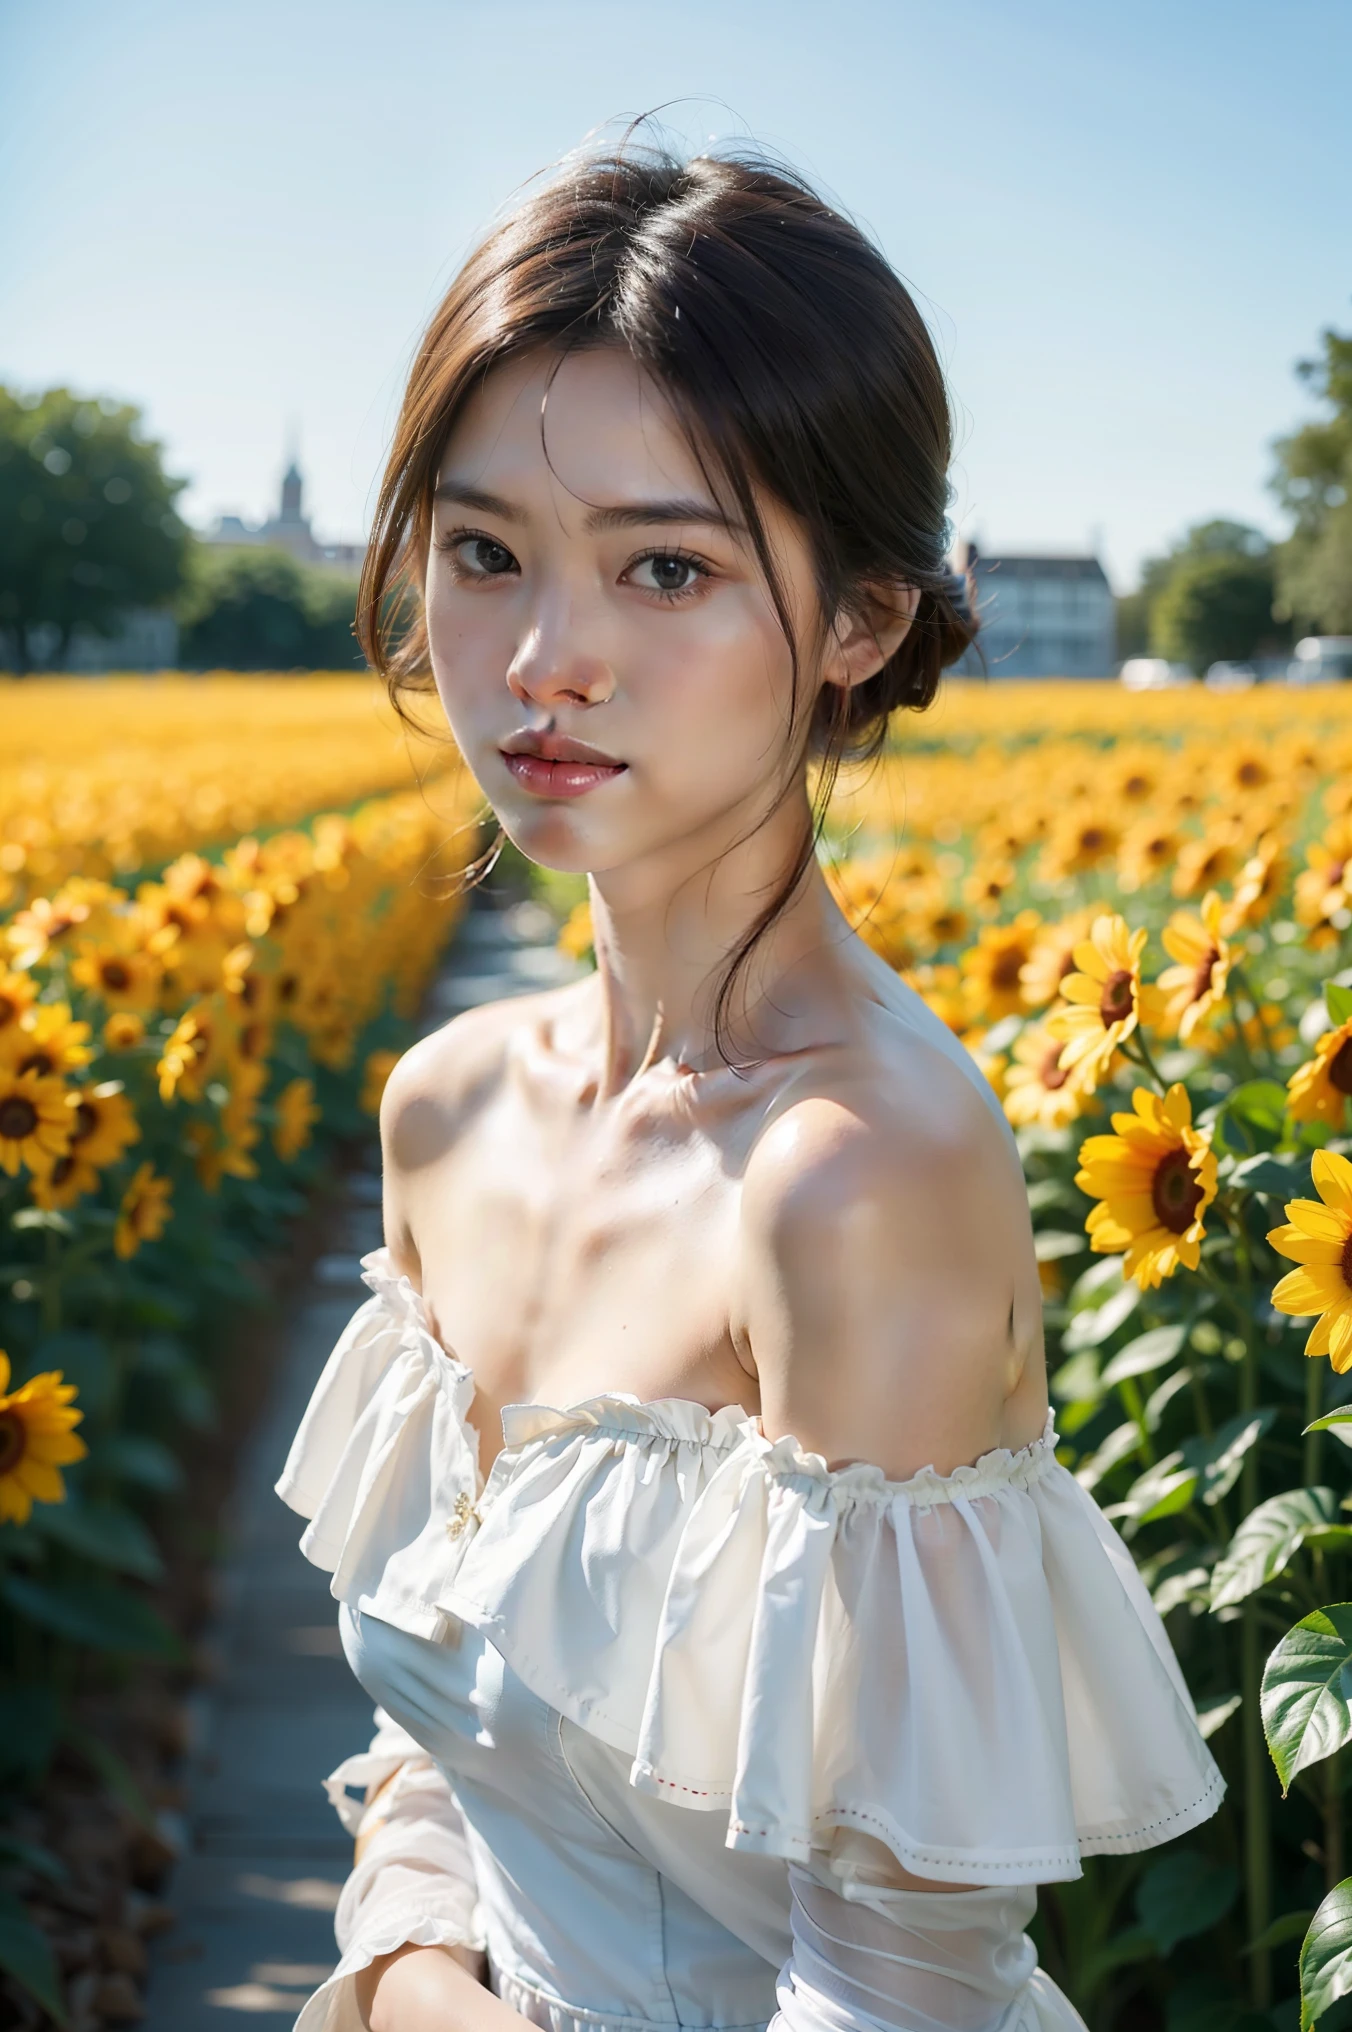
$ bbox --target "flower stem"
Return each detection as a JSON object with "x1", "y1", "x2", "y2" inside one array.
[
  {"x1": 1242, "y1": 1598, "x2": 1273, "y2": 2009},
  {"x1": 1306, "y1": 1355, "x2": 1325, "y2": 1487},
  {"x1": 1122, "y1": 1028, "x2": 1169, "y2": 1093}
]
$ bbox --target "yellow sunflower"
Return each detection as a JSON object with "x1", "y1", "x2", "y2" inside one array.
[
  {"x1": 114, "y1": 1162, "x2": 173, "y2": 1259},
  {"x1": 103, "y1": 1011, "x2": 146, "y2": 1052},
  {"x1": 1045, "y1": 914, "x2": 1158, "y2": 1087},
  {"x1": 70, "y1": 937, "x2": 163, "y2": 1012},
  {"x1": 1156, "y1": 891, "x2": 1231, "y2": 1043},
  {"x1": 901, "y1": 962, "x2": 966, "y2": 1033},
  {"x1": 359, "y1": 1049, "x2": 401, "y2": 1117},
  {"x1": 1019, "y1": 908, "x2": 1096, "y2": 1012},
  {"x1": 0, "y1": 966, "x2": 38, "y2": 1047},
  {"x1": 273, "y1": 1077, "x2": 321, "y2": 1161},
  {"x1": 1294, "y1": 818, "x2": 1352, "y2": 943},
  {"x1": 68, "y1": 1080, "x2": 140, "y2": 1167},
  {"x1": 1268, "y1": 1150, "x2": 1352, "y2": 1370},
  {"x1": 11, "y1": 1002, "x2": 93, "y2": 1080},
  {"x1": 1039, "y1": 807, "x2": 1123, "y2": 884},
  {"x1": 1002, "y1": 1022, "x2": 1089, "y2": 1131},
  {"x1": 1224, "y1": 835, "x2": 1290, "y2": 931},
  {"x1": 1287, "y1": 1017, "x2": 1352, "y2": 1128},
  {"x1": 1172, "y1": 826, "x2": 1244, "y2": 901},
  {"x1": 959, "y1": 912, "x2": 1043, "y2": 1024},
  {"x1": 1117, "y1": 817, "x2": 1183, "y2": 894},
  {"x1": 0, "y1": 1067, "x2": 73, "y2": 1178},
  {"x1": 0, "y1": 1349, "x2": 87, "y2": 1525},
  {"x1": 1075, "y1": 1083, "x2": 1218, "y2": 1289},
  {"x1": 156, "y1": 1000, "x2": 227, "y2": 1104}
]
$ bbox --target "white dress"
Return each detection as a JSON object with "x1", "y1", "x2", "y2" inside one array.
[{"x1": 275, "y1": 1252, "x2": 1225, "y2": 2032}]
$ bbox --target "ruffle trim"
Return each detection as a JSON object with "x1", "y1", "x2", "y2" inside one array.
[{"x1": 291, "y1": 1910, "x2": 487, "y2": 2032}]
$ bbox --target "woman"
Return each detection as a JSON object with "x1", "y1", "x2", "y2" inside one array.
[{"x1": 277, "y1": 142, "x2": 1224, "y2": 2032}]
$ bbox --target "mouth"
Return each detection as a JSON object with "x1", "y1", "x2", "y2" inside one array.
[{"x1": 499, "y1": 730, "x2": 628, "y2": 800}]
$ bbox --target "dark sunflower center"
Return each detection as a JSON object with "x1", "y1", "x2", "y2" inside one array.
[
  {"x1": 0, "y1": 1096, "x2": 39, "y2": 1141},
  {"x1": 71, "y1": 1101, "x2": 98, "y2": 1143},
  {"x1": 1041, "y1": 1047, "x2": 1069, "y2": 1092},
  {"x1": 1152, "y1": 1147, "x2": 1204, "y2": 1235},
  {"x1": 48, "y1": 1154, "x2": 75, "y2": 1186},
  {"x1": 991, "y1": 949, "x2": 1025, "y2": 990},
  {"x1": 1330, "y1": 1038, "x2": 1352, "y2": 1097},
  {"x1": 0, "y1": 1409, "x2": 25, "y2": 1474},
  {"x1": 1100, "y1": 968, "x2": 1134, "y2": 1025},
  {"x1": 1057, "y1": 950, "x2": 1077, "y2": 983},
  {"x1": 0, "y1": 996, "x2": 18, "y2": 1026},
  {"x1": 1190, "y1": 947, "x2": 1220, "y2": 1004},
  {"x1": 16, "y1": 1052, "x2": 54, "y2": 1079},
  {"x1": 1343, "y1": 1230, "x2": 1352, "y2": 1291},
  {"x1": 1237, "y1": 760, "x2": 1267, "y2": 786},
  {"x1": 1079, "y1": 828, "x2": 1106, "y2": 853},
  {"x1": 100, "y1": 960, "x2": 131, "y2": 991}
]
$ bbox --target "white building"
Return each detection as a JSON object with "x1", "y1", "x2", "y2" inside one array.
[
  {"x1": 955, "y1": 543, "x2": 1115, "y2": 678},
  {"x1": 209, "y1": 460, "x2": 366, "y2": 575}
]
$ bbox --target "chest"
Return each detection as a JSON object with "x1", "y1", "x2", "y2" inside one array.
[{"x1": 409, "y1": 1063, "x2": 759, "y2": 1462}]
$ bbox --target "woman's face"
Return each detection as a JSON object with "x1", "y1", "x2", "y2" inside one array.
[{"x1": 425, "y1": 347, "x2": 828, "y2": 877}]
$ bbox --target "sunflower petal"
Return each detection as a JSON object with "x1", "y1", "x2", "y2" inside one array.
[
  {"x1": 1313, "y1": 1148, "x2": 1352, "y2": 1214},
  {"x1": 1272, "y1": 1266, "x2": 1348, "y2": 1316}
]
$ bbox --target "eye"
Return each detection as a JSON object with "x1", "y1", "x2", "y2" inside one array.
[
  {"x1": 627, "y1": 551, "x2": 708, "y2": 598},
  {"x1": 443, "y1": 531, "x2": 519, "y2": 578}
]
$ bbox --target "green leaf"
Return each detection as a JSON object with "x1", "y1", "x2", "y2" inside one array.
[
  {"x1": 1051, "y1": 1350, "x2": 1102, "y2": 1408},
  {"x1": 1210, "y1": 1488, "x2": 1340, "y2": 1612},
  {"x1": 1225, "y1": 1079, "x2": 1292, "y2": 1142},
  {"x1": 1063, "y1": 1278, "x2": 1143, "y2": 1351},
  {"x1": 1229, "y1": 1152, "x2": 1311, "y2": 1199},
  {"x1": 1116, "y1": 1452, "x2": 1197, "y2": 1529},
  {"x1": 1197, "y1": 1692, "x2": 1242, "y2": 1740},
  {"x1": 10, "y1": 1206, "x2": 74, "y2": 1236},
  {"x1": 1136, "y1": 1848, "x2": 1239, "y2": 1956},
  {"x1": 1102, "y1": 1323, "x2": 1188, "y2": 1388},
  {"x1": 1182, "y1": 1409, "x2": 1277, "y2": 1506},
  {"x1": 1262, "y1": 1604, "x2": 1352, "y2": 1792},
  {"x1": 1035, "y1": 1229, "x2": 1086, "y2": 1262},
  {"x1": 0, "y1": 1686, "x2": 62, "y2": 1785},
  {"x1": 1328, "y1": 983, "x2": 1352, "y2": 1028},
  {"x1": 32, "y1": 1497, "x2": 164, "y2": 1581},
  {"x1": 1242, "y1": 1907, "x2": 1315, "y2": 1954},
  {"x1": 0, "y1": 1893, "x2": 67, "y2": 2024},
  {"x1": 1307, "y1": 1411, "x2": 1352, "y2": 1453},
  {"x1": 0, "y1": 1836, "x2": 67, "y2": 1884},
  {"x1": 1075, "y1": 1420, "x2": 1145, "y2": 1493},
  {"x1": 0, "y1": 1573, "x2": 184, "y2": 1658},
  {"x1": 1301, "y1": 1878, "x2": 1352, "y2": 2031}
]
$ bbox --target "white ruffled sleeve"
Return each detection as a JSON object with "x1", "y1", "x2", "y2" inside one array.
[{"x1": 292, "y1": 1706, "x2": 486, "y2": 2032}]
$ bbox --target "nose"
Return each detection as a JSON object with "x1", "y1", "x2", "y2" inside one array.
[{"x1": 505, "y1": 592, "x2": 615, "y2": 711}]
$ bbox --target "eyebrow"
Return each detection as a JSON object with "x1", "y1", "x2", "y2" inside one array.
[{"x1": 433, "y1": 480, "x2": 743, "y2": 535}]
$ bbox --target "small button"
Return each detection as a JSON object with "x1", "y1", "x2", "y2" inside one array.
[{"x1": 446, "y1": 1490, "x2": 481, "y2": 1539}]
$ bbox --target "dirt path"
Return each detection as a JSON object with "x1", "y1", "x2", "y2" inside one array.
[{"x1": 142, "y1": 898, "x2": 576, "y2": 2028}]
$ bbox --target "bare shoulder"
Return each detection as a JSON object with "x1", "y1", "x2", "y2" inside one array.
[
  {"x1": 737, "y1": 1025, "x2": 1045, "y2": 1478},
  {"x1": 378, "y1": 982, "x2": 578, "y2": 1278}
]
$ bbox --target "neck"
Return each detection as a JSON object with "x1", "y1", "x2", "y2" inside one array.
[{"x1": 583, "y1": 780, "x2": 842, "y2": 1095}]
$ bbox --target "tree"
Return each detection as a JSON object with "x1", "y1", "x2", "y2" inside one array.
[
  {"x1": 177, "y1": 546, "x2": 363, "y2": 670},
  {"x1": 1271, "y1": 322, "x2": 1352, "y2": 633},
  {"x1": 1118, "y1": 521, "x2": 1283, "y2": 672},
  {"x1": 1150, "y1": 549, "x2": 1281, "y2": 674},
  {"x1": 0, "y1": 386, "x2": 188, "y2": 671}
]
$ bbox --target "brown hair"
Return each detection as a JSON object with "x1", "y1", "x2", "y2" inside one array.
[{"x1": 359, "y1": 140, "x2": 975, "y2": 1057}]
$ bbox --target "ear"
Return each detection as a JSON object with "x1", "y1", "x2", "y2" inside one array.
[{"x1": 820, "y1": 584, "x2": 921, "y2": 692}]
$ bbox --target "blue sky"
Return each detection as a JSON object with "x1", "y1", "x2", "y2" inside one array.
[{"x1": 2, "y1": 0, "x2": 1348, "y2": 591}]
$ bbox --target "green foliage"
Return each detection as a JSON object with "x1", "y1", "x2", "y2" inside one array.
[
  {"x1": 0, "y1": 384, "x2": 188, "y2": 672},
  {"x1": 1301, "y1": 1883, "x2": 1352, "y2": 2031},
  {"x1": 1150, "y1": 549, "x2": 1283, "y2": 674},
  {"x1": 178, "y1": 544, "x2": 363, "y2": 670},
  {"x1": 1262, "y1": 1605, "x2": 1352, "y2": 1793},
  {"x1": 1272, "y1": 325, "x2": 1352, "y2": 636}
]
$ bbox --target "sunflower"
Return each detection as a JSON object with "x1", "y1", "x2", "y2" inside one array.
[
  {"x1": 901, "y1": 962, "x2": 966, "y2": 1033},
  {"x1": 1019, "y1": 909, "x2": 1097, "y2": 1012},
  {"x1": 273, "y1": 1077, "x2": 320, "y2": 1161},
  {"x1": 156, "y1": 1000, "x2": 225, "y2": 1103},
  {"x1": 1224, "y1": 834, "x2": 1290, "y2": 931},
  {"x1": 1045, "y1": 914, "x2": 1158, "y2": 1087},
  {"x1": 0, "y1": 1349, "x2": 87, "y2": 1525},
  {"x1": 1075, "y1": 1083, "x2": 1218, "y2": 1289},
  {"x1": 103, "y1": 1011, "x2": 146, "y2": 1052},
  {"x1": 1117, "y1": 817, "x2": 1183, "y2": 895},
  {"x1": 114, "y1": 1162, "x2": 173, "y2": 1259},
  {"x1": 0, "y1": 966, "x2": 38, "y2": 1047},
  {"x1": 1002, "y1": 1022, "x2": 1089, "y2": 1131},
  {"x1": 1172, "y1": 826, "x2": 1244, "y2": 901},
  {"x1": 959, "y1": 912, "x2": 1042, "y2": 1023},
  {"x1": 67, "y1": 1080, "x2": 140, "y2": 1167},
  {"x1": 0, "y1": 1067, "x2": 73, "y2": 1177},
  {"x1": 359, "y1": 1049, "x2": 401, "y2": 1117},
  {"x1": 1268, "y1": 1150, "x2": 1352, "y2": 1370},
  {"x1": 961, "y1": 857, "x2": 1018, "y2": 916},
  {"x1": 1156, "y1": 891, "x2": 1231, "y2": 1043},
  {"x1": 1039, "y1": 808, "x2": 1122, "y2": 883},
  {"x1": 1295, "y1": 818, "x2": 1352, "y2": 943},
  {"x1": 1287, "y1": 1016, "x2": 1352, "y2": 1128},
  {"x1": 70, "y1": 937, "x2": 162, "y2": 1012},
  {"x1": 9, "y1": 1002, "x2": 93, "y2": 1080}
]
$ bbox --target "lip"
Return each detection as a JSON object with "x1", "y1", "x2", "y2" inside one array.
[{"x1": 499, "y1": 729, "x2": 628, "y2": 801}]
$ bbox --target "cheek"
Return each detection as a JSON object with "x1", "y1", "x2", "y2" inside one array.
[{"x1": 634, "y1": 597, "x2": 801, "y2": 789}]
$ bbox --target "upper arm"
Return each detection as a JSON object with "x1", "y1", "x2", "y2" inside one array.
[{"x1": 737, "y1": 1049, "x2": 1045, "y2": 1481}]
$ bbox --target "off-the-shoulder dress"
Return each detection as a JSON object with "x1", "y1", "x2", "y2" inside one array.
[{"x1": 275, "y1": 1251, "x2": 1224, "y2": 2032}]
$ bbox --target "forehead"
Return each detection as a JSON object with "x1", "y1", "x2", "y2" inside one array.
[{"x1": 438, "y1": 347, "x2": 709, "y2": 507}]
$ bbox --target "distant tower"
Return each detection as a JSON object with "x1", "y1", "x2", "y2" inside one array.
[{"x1": 279, "y1": 460, "x2": 304, "y2": 527}]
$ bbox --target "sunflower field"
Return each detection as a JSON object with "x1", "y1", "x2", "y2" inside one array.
[
  {"x1": 820, "y1": 682, "x2": 1352, "y2": 2032},
  {"x1": 0, "y1": 675, "x2": 480, "y2": 2025}
]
